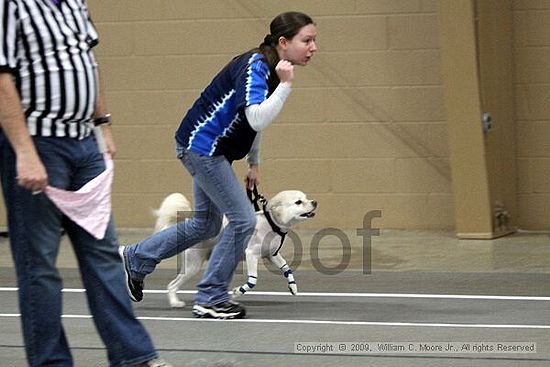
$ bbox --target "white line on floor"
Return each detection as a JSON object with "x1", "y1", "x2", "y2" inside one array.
[
  {"x1": 1, "y1": 287, "x2": 549, "y2": 301},
  {"x1": 0, "y1": 313, "x2": 549, "y2": 329}
]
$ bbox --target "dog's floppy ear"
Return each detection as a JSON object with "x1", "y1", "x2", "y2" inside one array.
[
  {"x1": 268, "y1": 203, "x2": 286, "y2": 225},
  {"x1": 266, "y1": 196, "x2": 286, "y2": 225}
]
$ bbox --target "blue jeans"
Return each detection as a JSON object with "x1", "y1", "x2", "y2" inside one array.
[
  {"x1": 124, "y1": 148, "x2": 256, "y2": 305},
  {"x1": 0, "y1": 134, "x2": 157, "y2": 367}
]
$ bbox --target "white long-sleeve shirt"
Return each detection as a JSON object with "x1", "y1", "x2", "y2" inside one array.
[{"x1": 245, "y1": 83, "x2": 292, "y2": 165}]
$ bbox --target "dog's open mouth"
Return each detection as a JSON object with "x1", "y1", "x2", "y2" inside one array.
[{"x1": 301, "y1": 210, "x2": 316, "y2": 218}]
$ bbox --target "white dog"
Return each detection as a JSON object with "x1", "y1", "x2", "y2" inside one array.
[{"x1": 153, "y1": 190, "x2": 317, "y2": 308}]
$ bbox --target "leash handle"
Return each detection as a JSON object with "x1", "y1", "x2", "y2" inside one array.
[
  {"x1": 246, "y1": 184, "x2": 258, "y2": 201},
  {"x1": 246, "y1": 184, "x2": 266, "y2": 211}
]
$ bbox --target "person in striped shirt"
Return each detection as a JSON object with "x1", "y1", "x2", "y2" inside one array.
[
  {"x1": 0, "y1": 1, "x2": 169, "y2": 366},
  {"x1": 120, "y1": 11, "x2": 318, "y2": 320}
]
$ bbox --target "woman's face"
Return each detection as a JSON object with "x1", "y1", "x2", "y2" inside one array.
[{"x1": 278, "y1": 24, "x2": 318, "y2": 66}]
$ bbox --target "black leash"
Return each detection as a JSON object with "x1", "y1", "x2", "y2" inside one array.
[{"x1": 246, "y1": 185, "x2": 267, "y2": 212}]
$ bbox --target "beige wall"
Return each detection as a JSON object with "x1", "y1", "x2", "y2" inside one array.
[
  {"x1": 0, "y1": 0, "x2": 548, "y2": 231},
  {"x1": 91, "y1": 0, "x2": 452, "y2": 231},
  {"x1": 513, "y1": 0, "x2": 550, "y2": 229}
]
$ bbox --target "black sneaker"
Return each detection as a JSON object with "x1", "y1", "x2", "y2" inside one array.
[
  {"x1": 192, "y1": 301, "x2": 246, "y2": 319},
  {"x1": 118, "y1": 246, "x2": 144, "y2": 302}
]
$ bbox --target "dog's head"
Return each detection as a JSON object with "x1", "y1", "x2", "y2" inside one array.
[{"x1": 265, "y1": 190, "x2": 317, "y2": 229}]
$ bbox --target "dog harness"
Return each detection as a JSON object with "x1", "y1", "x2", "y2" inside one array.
[{"x1": 246, "y1": 185, "x2": 287, "y2": 256}]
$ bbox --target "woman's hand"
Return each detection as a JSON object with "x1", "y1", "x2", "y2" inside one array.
[
  {"x1": 275, "y1": 59, "x2": 294, "y2": 86},
  {"x1": 245, "y1": 164, "x2": 260, "y2": 190}
]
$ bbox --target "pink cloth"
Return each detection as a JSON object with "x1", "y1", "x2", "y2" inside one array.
[{"x1": 45, "y1": 155, "x2": 114, "y2": 240}]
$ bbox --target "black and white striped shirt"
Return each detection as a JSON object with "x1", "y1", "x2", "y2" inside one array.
[{"x1": 0, "y1": 0, "x2": 99, "y2": 139}]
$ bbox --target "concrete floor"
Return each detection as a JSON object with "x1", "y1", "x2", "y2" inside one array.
[{"x1": 1, "y1": 228, "x2": 549, "y2": 366}]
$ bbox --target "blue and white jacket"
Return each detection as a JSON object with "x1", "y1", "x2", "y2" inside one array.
[{"x1": 176, "y1": 52, "x2": 271, "y2": 162}]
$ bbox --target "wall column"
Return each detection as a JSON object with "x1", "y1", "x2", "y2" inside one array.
[{"x1": 438, "y1": 0, "x2": 517, "y2": 239}]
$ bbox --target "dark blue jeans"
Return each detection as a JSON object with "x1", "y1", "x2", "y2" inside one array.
[{"x1": 0, "y1": 134, "x2": 157, "y2": 367}]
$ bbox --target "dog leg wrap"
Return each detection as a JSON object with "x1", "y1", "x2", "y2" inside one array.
[
  {"x1": 280, "y1": 264, "x2": 295, "y2": 283},
  {"x1": 238, "y1": 276, "x2": 257, "y2": 295},
  {"x1": 280, "y1": 264, "x2": 297, "y2": 295}
]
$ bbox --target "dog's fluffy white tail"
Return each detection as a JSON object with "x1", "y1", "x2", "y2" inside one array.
[{"x1": 152, "y1": 193, "x2": 192, "y2": 232}]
